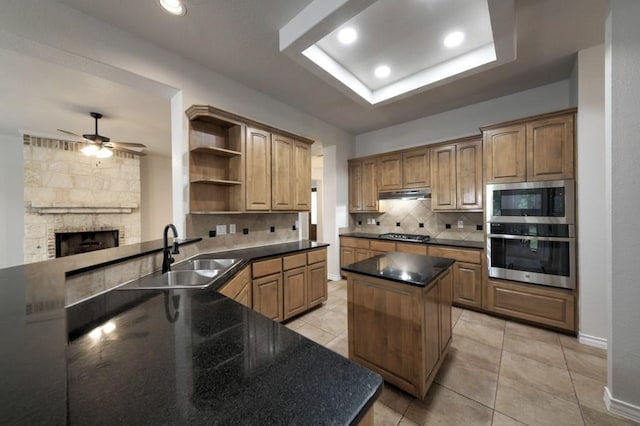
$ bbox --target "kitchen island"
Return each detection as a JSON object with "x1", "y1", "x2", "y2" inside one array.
[{"x1": 342, "y1": 252, "x2": 455, "y2": 399}]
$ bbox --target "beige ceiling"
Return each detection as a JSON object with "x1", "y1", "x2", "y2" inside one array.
[{"x1": 54, "y1": 0, "x2": 604, "y2": 134}]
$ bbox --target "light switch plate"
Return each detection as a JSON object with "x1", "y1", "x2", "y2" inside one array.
[
  {"x1": 229, "y1": 224, "x2": 236, "y2": 234},
  {"x1": 457, "y1": 220, "x2": 464, "y2": 229},
  {"x1": 216, "y1": 224, "x2": 227, "y2": 235}
]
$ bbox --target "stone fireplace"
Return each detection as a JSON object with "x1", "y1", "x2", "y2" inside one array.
[{"x1": 23, "y1": 135, "x2": 141, "y2": 263}]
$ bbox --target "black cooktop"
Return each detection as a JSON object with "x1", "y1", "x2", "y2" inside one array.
[{"x1": 378, "y1": 233, "x2": 430, "y2": 243}]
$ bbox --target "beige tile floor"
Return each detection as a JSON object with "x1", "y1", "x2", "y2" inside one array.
[{"x1": 284, "y1": 280, "x2": 638, "y2": 426}]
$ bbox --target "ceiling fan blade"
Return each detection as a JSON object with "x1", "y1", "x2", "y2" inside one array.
[
  {"x1": 57, "y1": 129, "x2": 96, "y2": 144},
  {"x1": 108, "y1": 141, "x2": 147, "y2": 148},
  {"x1": 110, "y1": 146, "x2": 147, "y2": 156}
]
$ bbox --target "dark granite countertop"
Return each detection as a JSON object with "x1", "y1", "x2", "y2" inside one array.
[
  {"x1": 2, "y1": 240, "x2": 381, "y2": 425},
  {"x1": 67, "y1": 288, "x2": 381, "y2": 425},
  {"x1": 339, "y1": 232, "x2": 484, "y2": 250},
  {"x1": 342, "y1": 252, "x2": 455, "y2": 287}
]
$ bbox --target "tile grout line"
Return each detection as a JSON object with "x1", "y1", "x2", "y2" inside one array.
[
  {"x1": 490, "y1": 316, "x2": 508, "y2": 425},
  {"x1": 561, "y1": 338, "x2": 588, "y2": 426}
]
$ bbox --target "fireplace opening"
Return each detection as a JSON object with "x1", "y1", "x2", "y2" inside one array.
[{"x1": 55, "y1": 230, "x2": 119, "y2": 258}]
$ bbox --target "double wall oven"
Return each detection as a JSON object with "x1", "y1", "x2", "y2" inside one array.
[{"x1": 486, "y1": 180, "x2": 575, "y2": 290}]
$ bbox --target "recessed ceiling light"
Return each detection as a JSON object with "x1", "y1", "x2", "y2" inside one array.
[
  {"x1": 159, "y1": 0, "x2": 186, "y2": 16},
  {"x1": 443, "y1": 31, "x2": 465, "y2": 48},
  {"x1": 374, "y1": 65, "x2": 391, "y2": 79},
  {"x1": 337, "y1": 28, "x2": 358, "y2": 44}
]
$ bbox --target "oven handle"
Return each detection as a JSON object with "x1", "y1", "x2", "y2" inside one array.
[{"x1": 487, "y1": 234, "x2": 574, "y2": 242}]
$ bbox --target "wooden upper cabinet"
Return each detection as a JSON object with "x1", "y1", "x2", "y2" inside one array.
[
  {"x1": 377, "y1": 154, "x2": 403, "y2": 191},
  {"x1": 349, "y1": 159, "x2": 378, "y2": 213},
  {"x1": 402, "y1": 148, "x2": 430, "y2": 188},
  {"x1": 483, "y1": 124, "x2": 526, "y2": 184},
  {"x1": 271, "y1": 133, "x2": 293, "y2": 210},
  {"x1": 348, "y1": 160, "x2": 363, "y2": 212},
  {"x1": 483, "y1": 109, "x2": 575, "y2": 183},
  {"x1": 245, "y1": 127, "x2": 271, "y2": 211},
  {"x1": 456, "y1": 139, "x2": 483, "y2": 210},
  {"x1": 431, "y1": 145, "x2": 457, "y2": 210},
  {"x1": 432, "y1": 137, "x2": 483, "y2": 211},
  {"x1": 293, "y1": 141, "x2": 311, "y2": 210},
  {"x1": 526, "y1": 114, "x2": 574, "y2": 181}
]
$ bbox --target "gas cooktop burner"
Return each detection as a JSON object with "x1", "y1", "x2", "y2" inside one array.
[{"x1": 378, "y1": 233, "x2": 430, "y2": 243}]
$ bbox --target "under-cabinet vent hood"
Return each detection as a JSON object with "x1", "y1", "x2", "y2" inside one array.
[{"x1": 378, "y1": 188, "x2": 431, "y2": 201}]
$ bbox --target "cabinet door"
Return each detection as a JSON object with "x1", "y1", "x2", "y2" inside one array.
[
  {"x1": 271, "y1": 133, "x2": 293, "y2": 210},
  {"x1": 526, "y1": 114, "x2": 574, "y2": 181},
  {"x1": 362, "y1": 159, "x2": 379, "y2": 212},
  {"x1": 348, "y1": 161, "x2": 363, "y2": 212},
  {"x1": 453, "y1": 262, "x2": 482, "y2": 309},
  {"x1": 456, "y1": 139, "x2": 483, "y2": 210},
  {"x1": 341, "y1": 247, "x2": 355, "y2": 270},
  {"x1": 293, "y1": 140, "x2": 311, "y2": 210},
  {"x1": 283, "y1": 267, "x2": 307, "y2": 320},
  {"x1": 246, "y1": 127, "x2": 271, "y2": 211},
  {"x1": 403, "y1": 148, "x2": 430, "y2": 188},
  {"x1": 218, "y1": 267, "x2": 252, "y2": 308},
  {"x1": 424, "y1": 283, "x2": 440, "y2": 377},
  {"x1": 377, "y1": 154, "x2": 403, "y2": 191},
  {"x1": 483, "y1": 124, "x2": 526, "y2": 184},
  {"x1": 396, "y1": 243, "x2": 427, "y2": 256},
  {"x1": 438, "y1": 268, "x2": 453, "y2": 355},
  {"x1": 252, "y1": 273, "x2": 283, "y2": 321},
  {"x1": 308, "y1": 261, "x2": 327, "y2": 307},
  {"x1": 431, "y1": 145, "x2": 457, "y2": 210},
  {"x1": 355, "y1": 249, "x2": 371, "y2": 262}
]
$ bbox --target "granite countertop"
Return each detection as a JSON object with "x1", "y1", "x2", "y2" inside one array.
[
  {"x1": 67, "y1": 288, "x2": 381, "y2": 425},
  {"x1": 2, "y1": 240, "x2": 381, "y2": 425},
  {"x1": 341, "y1": 252, "x2": 455, "y2": 287},
  {"x1": 339, "y1": 232, "x2": 484, "y2": 250}
]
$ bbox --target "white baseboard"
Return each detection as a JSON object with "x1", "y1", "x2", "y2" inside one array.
[
  {"x1": 604, "y1": 386, "x2": 640, "y2": 422},
  {"x1": 328, "y1": 273, "x2": 342, "y2": 281},
  {"x1": 578, "y1": 332, "x2": 608, "y2": 350}
]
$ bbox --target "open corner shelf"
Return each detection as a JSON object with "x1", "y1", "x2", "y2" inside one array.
[{"x1": 190, "y1": 178, "x2": 242, "y2": 186}]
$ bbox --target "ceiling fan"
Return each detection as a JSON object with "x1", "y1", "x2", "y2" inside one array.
[{"x1": 58, "y1": 112, "x2": 147, "y2": 158}]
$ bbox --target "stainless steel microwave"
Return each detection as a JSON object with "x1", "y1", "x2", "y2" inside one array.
[{"x1": 486, "y1": 180, "x2": 575, "y2": 224}]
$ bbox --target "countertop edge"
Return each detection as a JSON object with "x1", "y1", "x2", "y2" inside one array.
[{"x1": 339, "y1": 233, "x2": 484, "y2": 250}]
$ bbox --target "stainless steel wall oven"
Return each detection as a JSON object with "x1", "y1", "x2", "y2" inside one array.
[{"x1": 486, "y1": 180, "x2": 576, "y2": 290}]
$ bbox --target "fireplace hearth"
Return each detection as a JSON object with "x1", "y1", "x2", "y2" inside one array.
[{"x1": 55, "y1": 230, "x2": 119, "y2": 258}]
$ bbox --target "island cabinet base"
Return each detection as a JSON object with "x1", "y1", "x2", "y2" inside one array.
[{"x1": 346, "y1": 266, "x2": 453, "y2": 399}]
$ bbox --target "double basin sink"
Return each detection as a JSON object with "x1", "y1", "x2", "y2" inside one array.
[{"x1": 119, "y1": 258, "x2": 242, "y2": 290}]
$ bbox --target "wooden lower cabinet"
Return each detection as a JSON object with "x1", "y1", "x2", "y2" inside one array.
[
  {"x1": 428, "y1": 246, "x2": 483, "y2": 309},
  {"x1": 218, "y1": 266, "x2": 252, "y2": 308},
  {"x1": 395, "y1": 243, "x2": 427, "y2": 256},
  {"x1": 308, "y1": 260, "x2": 328, "y2": 307},
  {"x1": 485, "y1": 279, "x2": 575, "y2": 331},
  {"x1": 252, "y1": 273, "x2": 283, "y2": 321},
  {"x1": 283, "y1": 267, "x2": 307, "y2": 319},
  {"x1": 346, "y1": 265, "x2": 453, "y2": 398}
]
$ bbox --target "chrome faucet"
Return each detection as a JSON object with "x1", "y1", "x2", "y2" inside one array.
[{"x1": 162, "y1": 224, "x2": 180, "y2": 273}]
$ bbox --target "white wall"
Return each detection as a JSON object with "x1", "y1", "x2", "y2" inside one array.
[
  {"x1": 140, "y1": 154, "x2": 173, "y2": 242},
  {"x1": 575, "y1": 44, "x2": 608, "y2": 346},
  {"x1": 355, "y1": 80, "x2": 572, "y2": 156},
  {"x1": 0, "y1": 134, "x2": 24, "y2": 268},
  {"x1": 604, "y1": 1, "x2": 640, "y2": 419}
]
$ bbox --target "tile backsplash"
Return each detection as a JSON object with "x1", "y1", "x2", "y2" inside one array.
[{"x1": 349, "y1": 199, "x2": 484, "y2": 242}]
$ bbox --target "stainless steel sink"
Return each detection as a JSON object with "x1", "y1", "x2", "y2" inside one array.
[
  {"x1": 174, "y1": 258, "x2": 241, "y2": 271},
  {"x1": 118, "y1": 258, "x2": 242, "y2": 290}
]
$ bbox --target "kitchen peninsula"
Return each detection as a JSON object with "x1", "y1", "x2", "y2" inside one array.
[
  {"x1": 0, "y1": 240, "x2": 382, "y2": 425},
  {"x1": 342, "y1": 252, "x2": 454, "y2": 399}
]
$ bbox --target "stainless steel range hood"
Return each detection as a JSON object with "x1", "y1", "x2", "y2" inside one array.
[{"x1": 378, "y1": 188, "x2": 431, "y2": 200}]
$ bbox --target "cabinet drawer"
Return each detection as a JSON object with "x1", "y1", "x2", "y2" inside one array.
[
  {"x1": 283, "y1": 253, "x2": 306, "y2": 270},
  {"x1": 252, "y1": 258, "x2": 282, "y2": 278},
  {"x1": 428, "y1": 246, "x2": 481, "y2": 264},
  {"x1": 307, "y1": 248, "x2": 327, "y2": 265},
  {"x1": 395, "y1": 242, "x2": 427, "y2": 255},
  {"x1": 341, "y1": 237, "x2": 370, "y2": 249},
  {"x1": 486, "y1": 279, "x2": 575, "y2": 331},
  {"x1": 370, "y1": 240, "x2": 396, "y2": 252}
]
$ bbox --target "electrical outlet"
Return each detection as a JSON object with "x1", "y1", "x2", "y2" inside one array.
[
  {"x1": 243, "y1": 228, "x2": 249, "y2": 235},
  {"x1": 476, "y1": 224, "x2": 483, "y2": 231},
  {"x1": 209, "y1": 230, "x2": 216, "y2": 237},
  {"x1": 376, "y1": 221, "x2": 380, "y2": 226},
  {"x1": 418, "y1": 223, "x2": 424, "y2": 228},
  {"x1": 358, "y1": 220, "x2": 362, "y2": 225},
  {"x1": 457, "y1": 220, "x2": 464, "y2": 229},
  {"x1": 229, "y1": 224, "x2": 236, "y2": 234},
  {"x1": 270, "y1": 226, "x2": 275, "y2": 233},
  {"x1": 445, "y1": 224, "x2": 451, "y2": 229},
  {"x1": 216, "y1": 224, "x2": 227, "y2": 235},
  {"x1": 396, "y1": 222, "x2": 401, "y2": 227}
]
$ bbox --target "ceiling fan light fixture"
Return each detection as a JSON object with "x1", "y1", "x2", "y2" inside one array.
[
  {"x1": 96, "y1": 147, "x2": 114, "y2": 159},
  {"x1": 159, "y1": 0, "x2": 186, "y2": 16},
  {"x1": 81, "y1": 144, "x2": 99, "y2": 157}
]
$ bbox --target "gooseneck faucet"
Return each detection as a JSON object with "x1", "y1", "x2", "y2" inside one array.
[{"x1": 162, "y1": 224, "x2": 180, "y2": 273}]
